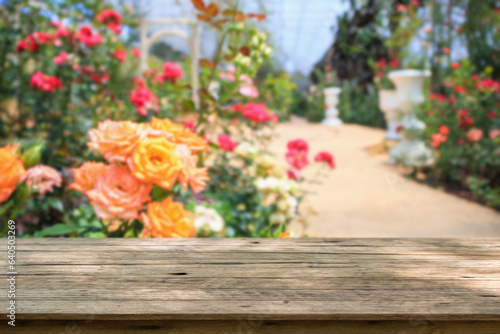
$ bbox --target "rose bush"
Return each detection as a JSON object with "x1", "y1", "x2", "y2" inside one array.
[
  {"x1": 0, "y1": 0, "x2": 328, "y2": 239},
  {"x1": 419, "y1": 60, "x2": 500, "y2": 208}
]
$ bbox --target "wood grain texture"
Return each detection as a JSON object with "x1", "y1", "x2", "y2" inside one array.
[
  {"x1": 1, "y1": 238, "x2": 499, "y2": 325},
  {"x1": 12, "y1": 320, "x2": 500, "y2": 334}
]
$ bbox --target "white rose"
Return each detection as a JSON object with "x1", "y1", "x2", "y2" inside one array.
[{"x1": 194, "y1": 206, "x2": 225, "y2": 233}]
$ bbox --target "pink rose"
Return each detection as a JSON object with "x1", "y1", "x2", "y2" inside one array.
[
  {"x1": 87, "y1": 164, "x2": 152, "y2": 220},
  {"x1": 466, "y1": 128, "x2": 483, "y2": 142},
  {"x1": 490, "y1": 129, "x2": 500, "y2": 140},
  {"x1": 53, "y1": 51, "x2": 68, "y2": 65},
  {"x1": 21, "y1": 165, "x2": 62, "y2": 196}
]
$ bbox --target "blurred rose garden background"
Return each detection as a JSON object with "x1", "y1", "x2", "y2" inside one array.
[{"x1": 0, "y1": 0, "x2": 499, "y2": 239}]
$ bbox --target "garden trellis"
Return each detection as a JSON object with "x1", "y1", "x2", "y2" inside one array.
[{"x1": 139, "y1": 17, "x2": 201, "y2": 107}]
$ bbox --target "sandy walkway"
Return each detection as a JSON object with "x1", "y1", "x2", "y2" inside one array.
[{"x1": 270, "y1": 117, "x2": 500, "y2": 237}]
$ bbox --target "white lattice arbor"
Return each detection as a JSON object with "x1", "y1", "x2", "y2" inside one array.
[{"x1": 139, "y1": 18, "x2": 200, "y2": 108}]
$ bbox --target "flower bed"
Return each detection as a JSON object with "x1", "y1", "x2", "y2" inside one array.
[{"x1": 0, "y1": 0, "x2": 334, "y2": 238}]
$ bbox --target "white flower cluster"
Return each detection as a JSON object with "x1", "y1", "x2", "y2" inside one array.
[
  {"x1": 255, "y1": 176, "x2": 298, "y2": 195},
  {"x1": 255, "y1": 176, "x2": 299, "y2": 224},
  {"x1": 234, "y1": 142, "x2": 259, "y2": 160},
  {"x1": 232, "y1": 28, "x2": 273, "y2": 69},
  {"x1": 194, "y1": 205, "x2": 225, "y2": 235},
  {"x1": 250, "y1": 32, "x2": 272, "y2": 59}
]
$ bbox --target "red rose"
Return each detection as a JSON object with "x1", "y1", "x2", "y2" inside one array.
[
  {"x1": 457, "y1": 109, "x2": 469, "y2": 118},
  {"x1": 286, "y1": 149, "x2": 309, "y2": 170},
  {"x1": 96, "y1": 9, "x2": 122, "y2": 34},
  {"x1": 476, "y1": 78, "x2": 500, "y2": 93},
  {"x1": 16, "y1": 34, "x2": 38, "y2": 53},
  {"x1": 287, "y1": 139, "x2": 309, "y2": 153},
  {"x1": 286, "y1": 168, "x2": 300, "y2": 180},
  {"x1": 90, "y1": 72, "x2": 110, "y2": 84},
  {"x1": 242, "y1": 102, "x2": 273, "y2": 123},
  {"x1": 314, "y1": 151, "x2": 335, "y2": 169},
  {"x1": 377, "y1": 58, "x2": 386, "y2": 69},
  {"x1": 431, "y1": 133, "x2": 447, "y2": 148},
  {"x1": 53, "y1": 51, "x2": 68, "y2": 65},
  {"x1": 129, "y1": 78, "x2": 160, "y2": 116},
  {"x1": 76, "y1": 25, "x2": 102, "y2": 47},
  {"x1": 132, "y1": 48, "x2": 141, "y2": 58},
  {"x1": 439, "y1": 125, "x2": 449, "y2": 135},
  {"x1": 217, "y1": 134, "x2": 237, "y2": 151},
  {"x1": 30, "y1": 71, "x2": 63, "y2": 92},
  {"x1": 113, "y1": 49, "x2": 126, "y2": 62},
  {"x1": 229, "y1": 103, "x2": 244, "y2": 113},
  {"x1": 161, "y1": 62, "x2": 183, "y2": 84}
]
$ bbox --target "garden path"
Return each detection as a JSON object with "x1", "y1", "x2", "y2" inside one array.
[{"x1": 270, "y1": 117, "x2": 500, "y2": 237}]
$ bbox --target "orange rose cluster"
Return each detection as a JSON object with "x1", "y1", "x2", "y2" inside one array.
[
  {"x1": 0, "y1": 145, "x2": 26, "y2": 203},
  {"x1": 70, "y1": 118, "x2": 210, "y2": 238}
]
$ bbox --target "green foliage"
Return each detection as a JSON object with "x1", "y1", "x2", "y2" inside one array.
[
  {"x1": 305, "y1": 88, "x2": 325, "y2": 123},
  {"x1": 305, "y1": 69, "x2": 328, "y2": 123},
  {"x1": 338, "y1": 81, "x2": 385, "y2": 127},
  {"x1": 258, "y1": 72, "x2": 296, "y2": 121}
]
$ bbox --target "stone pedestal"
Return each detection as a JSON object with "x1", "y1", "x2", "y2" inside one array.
[
  {"x1": 322, "y1": 87, "x2": 343, "y2": 127},
  {"x1": 378, "y1": 89, "x2": 402, "y2": 141},
  {"x1": 387, "y1": 70, "x2": 434, "y2": 167}
]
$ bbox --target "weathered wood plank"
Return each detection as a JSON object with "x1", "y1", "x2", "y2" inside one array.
[
  {"x1": 1, "y1": 238, "x2": 499, "y2": 324},
  {"x1": 10, "y1": 300, "x2": 500, "y2": 321},
  {"x1": 4, "y1": 264, "x2": 500, "y2": 280},
  {"x1": 13, "y1": 320, "x2": 500, "y2": 334}
]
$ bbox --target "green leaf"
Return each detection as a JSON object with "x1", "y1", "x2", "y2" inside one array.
[
  {"x1": 38, "y1": 224, "x2": 76, "y2": 237},
  {"x1": 50, "y1": 199, "x2": 64, "y2": 212},
  {"x1": 86, "y1": 232, "x2": 106, "y2": 238}
]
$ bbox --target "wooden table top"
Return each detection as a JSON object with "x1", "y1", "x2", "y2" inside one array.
[{"x1": 1, "y1": 238, "x2": 500, "y2": 321}]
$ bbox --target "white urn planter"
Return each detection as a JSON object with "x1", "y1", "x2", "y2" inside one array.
[
  {"x1": 322, "y1": 87, "x2": 343, "y2": 127},
  {"x1": 208, "y1": 81, "x2": 220, "y2": 101},
  {"x1": 378, "y1": 89, "x2": 402, "y2": 141},
  {"x1": 387, "y1": 69, "x2": 434, "y2": 167}
]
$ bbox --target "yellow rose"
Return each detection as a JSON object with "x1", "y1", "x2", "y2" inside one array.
[
  {"x1": 127, "y1": 136, "x2": 183, "y2": 190},
  {"x1": 150, "y1": 117, "x2": 208, "y2": 153}
]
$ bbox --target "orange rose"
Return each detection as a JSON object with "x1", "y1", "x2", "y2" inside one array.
[
  {"x1": 127, "y1": 136, "x2": 183, "y2": 190},
  {"x1": 88, "y1": 120, "x2": 149, "y2": 163},
  {"x1": 0, "y1": 145, "x2": 26, "y2": 203},
  {"x1": 176, "y1": 144, "x2": 209, "y2": 194},
  {"x1": 150, "y1": 117, "x2": 208, "y2": 153},
  {"x1": 87, "y1": 164, "x2": 152, "y2": 219},
  {"x1": 70, "y1": 162, "x2": 110, "y2": 193},
  {"x1": 140, "y1": 198, "x2": 195, "y2": 238}
]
